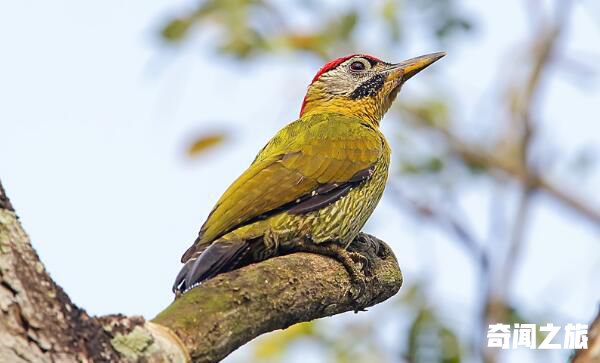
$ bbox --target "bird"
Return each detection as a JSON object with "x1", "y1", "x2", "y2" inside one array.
[{"x1": 173, "y1": 52, "x2": 445, "y2": 294}]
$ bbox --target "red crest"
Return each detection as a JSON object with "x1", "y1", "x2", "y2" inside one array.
[
  {"x1": 300, "y1": 54, "x2": 383, "y2": 116},
  {"x1": 309, "y1": 54, "x2": 382, "y2": 84}
]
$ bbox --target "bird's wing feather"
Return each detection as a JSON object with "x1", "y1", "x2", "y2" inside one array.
[{"x1": 183, "y1": 114, "x2": 383, "y2": 262}]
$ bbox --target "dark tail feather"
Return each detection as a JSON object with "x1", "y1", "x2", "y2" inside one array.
[
  {"x1": 172, "y1": 240, "x2": 250, "y2": 293},
  {"x1": 172, "y1": 262, "x2": 191, "y2": 293},
  {"x1": 181, "y1": 235, "x2": 204, "y2": 263}
]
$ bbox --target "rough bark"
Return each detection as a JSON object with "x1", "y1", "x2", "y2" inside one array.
[
  {"x1": 0, "y1": 181, "x2": 13, "y2": 212},
  {"x1": 0, "y1": 179, "x2": 403, "y2": 363},
  {"x1": 0, "y1": 191, "x2": 128, "y2": 362}
]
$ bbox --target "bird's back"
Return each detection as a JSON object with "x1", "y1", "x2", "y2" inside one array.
[{"x1": 181, "y1": 113, "x2": 388, "y2": 262}]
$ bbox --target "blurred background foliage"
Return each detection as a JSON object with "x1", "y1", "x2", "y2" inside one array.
[{"x1": 156, "y1": 0, "x2": 598, "y2": 362}]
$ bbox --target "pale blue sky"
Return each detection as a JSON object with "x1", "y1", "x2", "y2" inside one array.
[{"x1": 1, "y1": 1, "x2": 599, "y2": 362}]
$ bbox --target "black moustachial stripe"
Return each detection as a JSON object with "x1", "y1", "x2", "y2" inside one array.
[{"x1": 350, "y1": 73, "x2": 386, "y2": 99}]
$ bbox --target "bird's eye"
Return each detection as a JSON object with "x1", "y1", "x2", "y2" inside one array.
[{"x1": 349, "y1": 60, "x2": 367, "y2": 72}]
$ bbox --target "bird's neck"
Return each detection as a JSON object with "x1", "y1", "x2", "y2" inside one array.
[{"x1": 300, "y1": 92, "x2": 383, "y2": 128}]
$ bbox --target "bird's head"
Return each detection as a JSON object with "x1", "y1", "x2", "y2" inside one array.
[{"x1": 300, "y1": 52, "x2": 446, "y2": 125}]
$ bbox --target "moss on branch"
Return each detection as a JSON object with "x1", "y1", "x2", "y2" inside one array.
[{"x1": 152, "y1": 233, "x2": 402, "y2": 363}]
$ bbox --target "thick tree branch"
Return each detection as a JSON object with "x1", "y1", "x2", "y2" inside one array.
[
  {"x1": 153, "y1": 233, "x2": 401, "y2": 362},
  {"x1": 0, "y1": 181, "x2": 14, "y2": 212},
  {"x1": 0, "y1": 179, "x2": 402, "y2": 362},
  {"x1": 0, "y1": 193, "x2": 125, "y2": 362}
]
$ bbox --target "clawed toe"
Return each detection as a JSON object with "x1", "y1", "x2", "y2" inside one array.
[{"x1": 348, "y1": 252, "x2": 371, "y2": 274}]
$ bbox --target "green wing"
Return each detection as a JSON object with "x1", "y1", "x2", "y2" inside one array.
[{"x1": 182, "y1": 113, "x2": 384, "y2": 262}]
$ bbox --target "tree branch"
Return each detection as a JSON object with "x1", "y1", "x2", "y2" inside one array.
[
  {"x1": 0, "y1": 181, "x2": 14, "y2": 212},
  {"x1": 0, "y1": 179, "x2": 403, "y2": 363},
  {"x1": 153, "y1": 233, "x2": 401, "y2": 362},
  {"x1": 0, "y1": 189, "x2": 125, "y2": 362},
  {"x1": 444, "y1": 130, "x2": 600, "y2": 227}
]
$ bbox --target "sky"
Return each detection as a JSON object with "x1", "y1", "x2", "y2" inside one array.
[{"x1": 0, "y1": 1, "x2": 599, "y2": 362}]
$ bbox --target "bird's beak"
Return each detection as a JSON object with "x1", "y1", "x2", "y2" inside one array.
[{"x1": 387, "y1": 51, "x2": 446, "y2": 83}]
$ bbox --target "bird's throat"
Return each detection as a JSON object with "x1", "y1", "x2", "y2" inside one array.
[{"x1": 301, "y1": 95, "x2": 383, "y2": 127}]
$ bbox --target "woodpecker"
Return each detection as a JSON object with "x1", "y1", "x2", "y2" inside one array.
[{"x1": 173, "y1": 52, "x2": 445, "y2": 293}]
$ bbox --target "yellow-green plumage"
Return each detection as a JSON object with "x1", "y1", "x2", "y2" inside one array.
[
  {"x1": 175, "y1": 113, "x2": 389, "y2": 291},
  {"x1": 174, "y1": 52, "x2": 444, "y2": 293},
  {"x1": 199, "y1": 113, "x2": 388, "y2": 246},
  {"x1": 211, "y1": 114, "x2": 390, "y2": 244}
]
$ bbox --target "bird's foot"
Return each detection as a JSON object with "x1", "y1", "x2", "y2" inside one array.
[
  {"x1": 284, "y1": 238, "x2": 369, "y2": 311},
  {"x1": 327, "y1": 247, "x2": 368, "y2": 307},
  {"x1": 343, "y1": 251, "x2": 370, "y2": 305},
  {"x1": 348, "y1": 233, "x2": 394, "y2": 262},
  {"x1": 348, "y1": 251, "x2": 372, "y2": 276}
]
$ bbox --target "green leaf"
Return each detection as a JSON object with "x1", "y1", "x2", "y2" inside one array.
[
  {"x1": 435, "y1": 17, "x2": 472, "y2": 39},
  {"x1": 336, "y1": 12, "x2": 358, "y2": 40},
  {"x1": 503, "y1": 306, "x2": 550, "y2": 346},
  {"x1": 399, "y1": 157, "x2": 445, "y2": 175},
  {"x1": 407, "y1": 308, "x2": 462, "y2": 363},
  {"x1": 161, "y1": 18, "x2": 193, "y2": 42},
  {"x1": 382, "y1": 0, "x2": 402, "y2": 41},
  {"x1": 399, "y1": 99, "x2": 450, "y2": 129}
]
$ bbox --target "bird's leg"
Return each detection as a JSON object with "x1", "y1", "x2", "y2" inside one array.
[
  {"x1": 345, "y1": 232, "x2": 393, "y2": 275},
  {"x1": 346, "y1": 250, "x2": 371, "y2": 276},
  {"x1": 283, "y1": 237, "x2": 368, "y2": 310}
]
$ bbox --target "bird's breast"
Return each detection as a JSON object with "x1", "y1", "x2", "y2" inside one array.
[{"x1": 267, "y1": 152, "x2": 390, "y2": 246}]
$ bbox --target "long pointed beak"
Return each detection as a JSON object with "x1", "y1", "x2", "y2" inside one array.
[{"x1": 389, "y1": 51, "x2": 446, "y2": 82}]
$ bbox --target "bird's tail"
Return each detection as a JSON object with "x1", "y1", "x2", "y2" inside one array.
[{"x1": 172, "y1": 239, "x2": 251, "y2": 293}]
